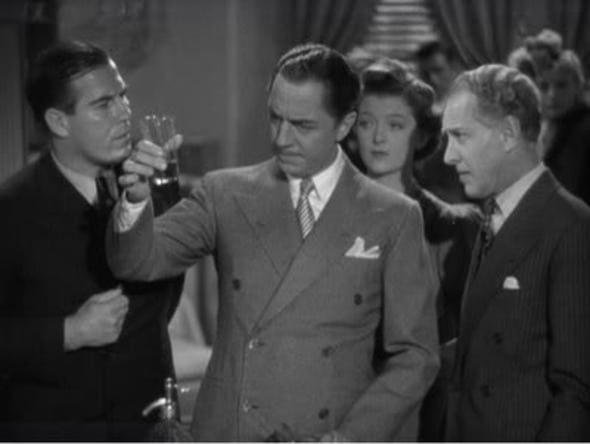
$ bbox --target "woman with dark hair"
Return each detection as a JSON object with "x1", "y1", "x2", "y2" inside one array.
[{"x1": 355, "y1": 58, "x2": 480, "y2": 441}]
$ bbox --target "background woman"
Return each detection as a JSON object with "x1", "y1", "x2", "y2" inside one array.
[{"x1": 355, "y1": 58, "x2": 480, "y2": 441}]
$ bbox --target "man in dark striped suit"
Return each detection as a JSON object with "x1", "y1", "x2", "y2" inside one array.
[{"x1": 441, "y1": 63, "x2": 590, "y2": 441}]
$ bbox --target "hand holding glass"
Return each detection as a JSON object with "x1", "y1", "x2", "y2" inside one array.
[{"x1": 140, "y1": 114, "x2": 179, "y2": 186}]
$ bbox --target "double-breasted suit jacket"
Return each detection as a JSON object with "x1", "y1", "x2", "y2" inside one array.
[
  {"x1": 445, "y1": 171, "x2": 590, "y2": 441},
  {"x1": 108, "y1": 156, "x2": 439, "y2": 441},
  {"x1": 0, "y1": 153, "x2": 183, "y2": 440}
]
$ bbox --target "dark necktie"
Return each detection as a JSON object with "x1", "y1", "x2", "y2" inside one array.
[
  {"x1": 474, "y1": 198, "x2": 498, "y2": 274},
  {"x1": 296, "y1": 178, "x2": 315, "y2": 239},
  {"x1": 95, "y1": 173, "x2": 117, "y2": 214}
]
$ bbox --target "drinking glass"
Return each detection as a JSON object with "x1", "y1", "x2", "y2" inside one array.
[{"x1": 140, "y1": 114, "x2": 180, "y2": 186}]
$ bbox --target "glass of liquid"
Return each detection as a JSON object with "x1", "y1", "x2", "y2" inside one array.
[{"x1": 140, "y1": 114, "x2": 180, "y2": 186}]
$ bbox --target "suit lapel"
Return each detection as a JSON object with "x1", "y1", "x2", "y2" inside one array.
[
  {"x1": 234, "y1": 161, "x2": 302, "y2": 277},
  {"x1": 459, "y1": 172, "x2": 557, "y2": 353},
  {"x1": 37, "y1": 152, "x2": 94, "y2": 219},
  {"x1": 255, "y1": 161, "x2": 367, "y2": 328}
]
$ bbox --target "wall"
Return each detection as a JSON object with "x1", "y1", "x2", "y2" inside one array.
[
  {"x1": 58, "y1": 0, "x2": 285, "y2": 171},
  {"x1": 0, "y1": 24, "x2": 25, "y2": 183}
]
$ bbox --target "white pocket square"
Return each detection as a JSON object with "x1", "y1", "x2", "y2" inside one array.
[
  {"x1": 345, "y1": 236, "x2": 381, "y2": 259},
  {"x1": 503, "y1": 276, "x2": 520, "y2": 290}
]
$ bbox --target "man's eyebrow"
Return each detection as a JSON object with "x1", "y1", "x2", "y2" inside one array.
[
  {"x1": 88, "y1": 87, "x2": 128, "y2": 106},
  {"x1": 444, "y1": 127, "x2": 463, "y2": 135},
  {"x1": 290, "y1": 118, "x2": 316, "y2": 125}
]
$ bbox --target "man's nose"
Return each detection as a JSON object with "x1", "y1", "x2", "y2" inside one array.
[
  {"x1": 443, "y1": 139, "x2": 458, "y2": 165},
  {"x1": 373, "y1": 123, "x2": 386, "y2": 144},
  {"x1": 114, "y1": 95, "x2": 132, "y2": 120},
  {"x1": 274, "y1": 120, "x2": 292, "y2": 146}
]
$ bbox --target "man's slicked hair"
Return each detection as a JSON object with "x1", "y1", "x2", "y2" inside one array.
[
  {"x1": 26, "y1": 40, "x2": 111, "y2": 131},
  {"x1": 450, "y1": 64, "x2": 542, "y2": 143},
  {"x1": 269, "y1": 43, "x2": 360, "y2": 120}
]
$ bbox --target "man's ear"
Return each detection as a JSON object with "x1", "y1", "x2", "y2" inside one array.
[
  {"x1": 336, "y1": 111, "x2": 358, "y2": 142},
  {"x1": 500, "y1": 115, "x2": 521, "y2": 151},
  {"x1": 44, "y1": 108, "x2": 70, "y2": 138}
]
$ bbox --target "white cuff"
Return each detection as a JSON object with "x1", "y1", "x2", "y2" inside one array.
[{"x1": 115, "y1": 191, "x2": 148, "y2": 232}]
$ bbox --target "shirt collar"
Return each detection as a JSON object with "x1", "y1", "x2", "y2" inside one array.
[
  {"x1": 51, "y1": 152, "x2": 98, "y2": 204},
  {"x1": 288, "y1": 146, "x2": 345, "y2": 207},
  {"x1": 495, "y1": 163, "x2": 546, "y2": 224}
]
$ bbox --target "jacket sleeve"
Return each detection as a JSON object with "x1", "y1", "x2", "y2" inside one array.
[
  {"x1": 107, "y1": 175, "x2": 217, "y2": 282},
  {"x1": 337, "y1": 202, "x2": 441, "y2": 441},
  {"x1": 537, "y1": 217, "x2": 590, "y2": 441}
]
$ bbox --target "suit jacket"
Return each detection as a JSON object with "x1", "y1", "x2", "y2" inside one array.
[
  {"x1": 410, "y1": 186, "x2": 480, "y2": 344},
  {"x1": 0, "y1": 152, "x2": 183, "y2": 441},
  {"x1": 445, "y1": 171, "x2": 590, "y2": 441},
  {"x1": 107, "y1": 156, "x2": 440, "y2": 441},
  {"x1": 408, "y1": 186, "x2": 479, "y2": 442}
]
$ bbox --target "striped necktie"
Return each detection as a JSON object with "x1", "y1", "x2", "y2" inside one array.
[{"x1": 296, "y1": 178, "x2": 315, "y2": 239}]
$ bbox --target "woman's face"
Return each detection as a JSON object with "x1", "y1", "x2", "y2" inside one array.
[
  {"x1": 356, "y1": 94, "x2": 417, "y2": 177},
  {"x1": 538, "y1": 67, "x2": 582, "y2": 119}
]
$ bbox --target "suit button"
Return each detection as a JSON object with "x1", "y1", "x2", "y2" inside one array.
[
  {"x1": 354, "y1": 293, "x2": 363, "y2": 305},
  {"x1": 321, "y1": 346, "x2": 334, "y2": 357},
  {"x1": 318, "y1": 408, "x2": 330, "y2": 419},
  {"x1": 492, "y1": 333, "x2": 503, "y2": 344},
  {"x1": 480, "y1": 385, "x2": 491, "y2": 397},
  {"x1": 232, "y1": 278, "x2": 241, "y2": 290},
  {"x1": 242, "y1": 400, "x2": 256, "y2": 412},
  {"x1": 248, "y1": 338, "x2": 264, "y2": 350}
]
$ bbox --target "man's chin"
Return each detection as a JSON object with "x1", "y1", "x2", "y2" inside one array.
[{"x1": 277, "y1": 159, "x2": 306, "y2": 178}]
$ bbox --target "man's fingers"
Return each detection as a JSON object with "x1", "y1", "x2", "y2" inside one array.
[
  {"x1": 123, "y1": 158, "x2": 161, "y2": 177},
  {"x1": 118, "y1": 173, "x2": 143, "y2": 187},
  {"x1": 91, "y1": 287, "x2": 123, "y2": 303},
  {"x1": 163, "y1": 134, "x2": 183, "y2": 152},
  {"x1": 109, "y1": 294, "x2": 129, "y2": 311}
]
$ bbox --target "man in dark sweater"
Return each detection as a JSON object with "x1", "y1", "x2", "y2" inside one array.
[{"x1": 0, "y1": 40, "x2": 183, "y2": 441}]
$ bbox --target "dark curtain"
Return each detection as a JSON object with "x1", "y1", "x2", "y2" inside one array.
[
  {"x1": 537, "y1": 0, "x2": 590, "y2": 74},
  {"x1": 279, "y1": 0, "x2": 379, "y2": 53},
  {"x1": 429, "y1": 0, "x2": 590, "y2": 71},
  {"x1": 428, "y1": 0, "x2": 521, "y2": 68}
]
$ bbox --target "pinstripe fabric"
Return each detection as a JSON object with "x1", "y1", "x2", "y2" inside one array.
[
  {"x1": 296, "y1": 178, "x2": 315, "y2": 238},
  {"x1": 446, "y1": 172, "x2": 590, "y2": 441}
]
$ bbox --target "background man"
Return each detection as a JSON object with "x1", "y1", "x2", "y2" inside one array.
[
  {"x1": 442, "y1": 64, "x2": 590, "y2": 441},
  {"x1": 0, "y1": 41, "x2": 183, "y2": 441},
  {"x1": 107, "y1": 43, "x2": 439, "y2": 441},
  {"x1": 415, "y1": 40, "x2": 463, "y2": 114}
]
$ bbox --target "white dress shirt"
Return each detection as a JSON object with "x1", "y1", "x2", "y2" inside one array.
[
  {"x1": 492, "y1": 163, "x2": 547, "y2": 234},
  {"x1": 287, "y1": 146, "x2": 345, "y2": 220}
]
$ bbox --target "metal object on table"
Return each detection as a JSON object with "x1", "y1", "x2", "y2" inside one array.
[{"x1": 142, "y1": 377, "x2": 193, "y2": 442}]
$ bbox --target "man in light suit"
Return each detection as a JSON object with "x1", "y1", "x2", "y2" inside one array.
[
  {"x1": 107, "y1": 43, "x2": 439, "y2": 441},
  {"x1": 442, "y1": 64, "x2": 590, "y2": 441}
]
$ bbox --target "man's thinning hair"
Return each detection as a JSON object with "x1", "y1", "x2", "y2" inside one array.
[
  {"x1": 269, "y1": 43, "x2": 360, "y2": 120},
  {"x1": 26, "y1": 40, "x2": 110, "y2": 132},
  {"x1": 450, "y1": 64, "x2": 542, "y2": 143}
]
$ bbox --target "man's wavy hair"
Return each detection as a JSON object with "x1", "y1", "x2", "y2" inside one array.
[
  {"x1": 450, "y1": 64, "x2": 542, "y2": 143},
  {"x1": 26, "y1": 40, "x2": 110, "y2": 133},
  {"x1": 269, "y1": 43, "x2": 360, "y2": 121}
]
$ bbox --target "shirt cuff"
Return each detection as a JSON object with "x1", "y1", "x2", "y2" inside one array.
[{"x1": 115, "y1": 191, "x2": 149, "y2": 232}]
